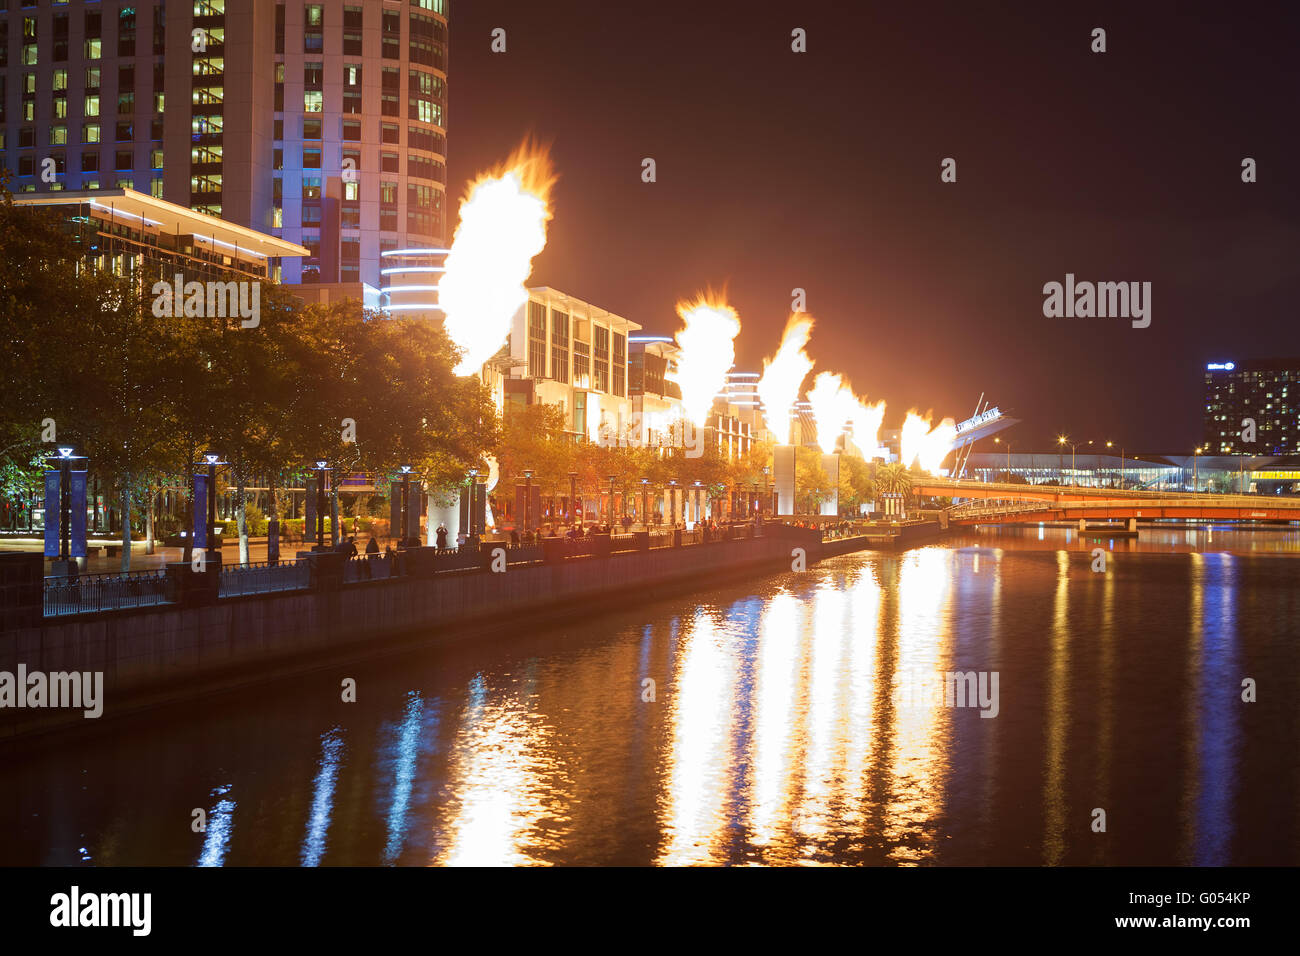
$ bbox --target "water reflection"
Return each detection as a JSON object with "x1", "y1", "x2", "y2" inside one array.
[
  {"x1": 1182, "y1": 553, "x2": 1240, "y2": 865},
  {"x1": 2, "y1": 542, "x2": 1297, "y2": 866}
]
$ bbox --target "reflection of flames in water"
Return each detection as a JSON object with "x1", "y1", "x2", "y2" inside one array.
[
  {"x1": 756, "y1": 315, "x2": 814, "y2": 443},
  {"x1": 668, "y1": 292, "x2": 741, "y2": 427},
  {"x1": 439, "y1": 140, "x2": 555, "y2": 376},
  {"x1": 901, "y1": 411, "x2": 957, "y2": 473}
]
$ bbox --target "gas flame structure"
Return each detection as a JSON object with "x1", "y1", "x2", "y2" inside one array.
[
  {"x1": 807, "y1": 372, "x2": 860, "y2": 455},
  {"x1": 756, "y1": 315, "x2": 815, "y2": 444},
  {"x1": 900, "y1": 411, "x2": 958, "y2": 473},
  {"x1": 669, "y1": 291, "x2": 741, "y2": 427},
  {"x1": 439, "y1": 140, "x2": 556, "y2": 376}
]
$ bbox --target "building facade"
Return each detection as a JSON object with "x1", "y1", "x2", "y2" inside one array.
[
  {"x1": 501, "y1": 287, "x2": 641, "y2": 443},
  {"x1": 0, "y1": 0, "x2": 448, "y2": 295},
  {"x1": 1204, "y1": 359, "x2": 1299, "y2": 455}
]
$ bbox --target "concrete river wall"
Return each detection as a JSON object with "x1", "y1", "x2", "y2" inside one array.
[{"x1": 0, "y1": 527, "x2": 827, "y2": 741}]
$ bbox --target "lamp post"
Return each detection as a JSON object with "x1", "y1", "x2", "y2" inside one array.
[
  {"x1": 466, "y1": 467, "x2": 478, "y2": 539},
  {"x1": 607, "y1": 474, "x2": 617, "y2": 527},
  {"x1": 203, "y1": 452, "x2": 225, "y2": 561},
  {"x1": 693, "y1": 480, "x2": 703, "y2": 526},
  {"x1": 1057, "y1": 437, "x2": 1087, "y2": 487},
  {"x1": 640, "y1": 478, "x2": 649, "y2": 529},
  {"x1": 397, "y1": 464, "x2": 413, "y2": 548},
  {"x1": 49, "y1": 446, "x2": 83, "y2": 563},
  {"x1": 312, "y1": 459, "x2": 330, "y2": 551},
  {"x1": 1192, "y1": 447, "x2": 1201, "y2": 493},
  {"x1": 993, "y1": 437, "x2": 1015, "y2": 482},
  {"x1": 568, "y1": 471, "x2": 578, "y2": 525},
  {"x1": 762, "y1": 464, "x2": 771, "y2": 517},
  {"x1": 523, "y1": 469, "x2": 534, "y2": 534},
  {"x1": 668, "y1": 479, "x2": 678, "y2": 527}
]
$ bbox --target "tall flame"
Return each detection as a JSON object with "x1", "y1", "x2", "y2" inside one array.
[
  {"x1": 756, "y1": 315, "x2": 814, "y2": 444},
  {"x1": 900, "y1": 411, "x2": 958, "y2": 473},
  {"x1": 439, "y1": 140, "x2": 556, "y2": 376},
  {"x1": 807, "y1": 372, "x2": 859, "y2": 455},
  {"x1": 850, "y1": 397, "x2": 887, "y2": 459},
  {"x1": 669, "y1": 292, "x2": 741, "y2": 426}
]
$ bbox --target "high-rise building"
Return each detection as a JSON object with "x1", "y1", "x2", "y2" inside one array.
[
  {"x1": 1203, "y1": 359, "x2": 1299, "y2": 455},
  {"x1": 0, "y1": 0, "x2": 448, "y2": 295}
]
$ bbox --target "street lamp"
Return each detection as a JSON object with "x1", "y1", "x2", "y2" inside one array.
[
  {"x1": 668, "y1": 478, "x2": 678, "y2": 527},
  {"x1": 1192, "y1": 447, "x2": 1202, "y2": 493},
  {"x1": 523, "y1": 469, "x2": 534, "y2": 534},
  {"x1": 1057, "y1": 436, "x2": 1086, "y2": 487},
  {"x1": 312, "y1": 459, "x2": 330, "y2": 551},
  {"x1": 568, "y1": 471, "x2": 578, "y2": 525},
  {"x1": 762, "y1": 464, "x2": 771, "y2": 517},
  {"x1": 993, "y1": 437, "x2": 1014, "y2": 481},
  {"x1": 47, "y1": 446, "x2": 86, "y2": 565},
  {"x1": 202, "y1": 452, "x2": 226, "y2": 560},
  {"x1": 693, "y1": 479, "x2": 703, "y2": 527},
  {"x1": 640, "y1": 478, "x2": 649, "y2": 528},
  {"x1": 466, "y1": 467, "x2": 478, "y2": 539},
  {"x1": 396, "y1": 464, "x2": 414, "y2": 548},
  {"x1": 607, "y1": 474, "x2": 617, "y2": 527}
]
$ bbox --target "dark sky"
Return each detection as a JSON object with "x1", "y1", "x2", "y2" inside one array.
[{"x1": 446, "y1": 1, "x2": 1300, "y2": 452}]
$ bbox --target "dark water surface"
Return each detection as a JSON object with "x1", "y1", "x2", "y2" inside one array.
[{"x1": 2, "y1": 529, "x2": 1298, "y2": 866}]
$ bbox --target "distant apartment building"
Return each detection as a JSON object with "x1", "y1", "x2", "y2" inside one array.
[
  {"x1": 0, "y1": 0, "x2": 448, "y2": 297},
  {"x1": 1204, "y1": 359, "x2": 1299, "y2": 455}
]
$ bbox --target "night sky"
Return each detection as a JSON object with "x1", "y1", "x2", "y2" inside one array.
[{"x1": 447, "y1": 1, "x2": 1300, "y2": 451}]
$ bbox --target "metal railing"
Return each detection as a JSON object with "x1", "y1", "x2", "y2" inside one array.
[
  {"x1": 344, "y1": 554, "x2": 397, "y2": 582},
  {"x1": 44, "y1": 569, "x2": 171, "y2": 617},
  {"x1": 218, "y1": 559, "x2": 310, "y2": 597}
]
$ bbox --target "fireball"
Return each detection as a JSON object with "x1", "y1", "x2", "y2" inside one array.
[
  {"x1": 669, "y1": 291, "x2": 741, "y2": 427},
  {"x1": 439, "y1": 139, "x2": 556, "y2": 376},
  {"x1": 901, "y1": 411, "x2": 958, "y2": 473},
  {"x1": 756, "y1": 315, "x2": 815, "y2": 444}
]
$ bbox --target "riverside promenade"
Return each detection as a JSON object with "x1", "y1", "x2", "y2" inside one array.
[{"x1": 1, "y1": 521, "x2": 898, "y2": 741}]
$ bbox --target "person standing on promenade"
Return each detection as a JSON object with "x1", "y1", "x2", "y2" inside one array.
[{"x1": 436, "y1": 524, "x2": 448, "y2": 549}]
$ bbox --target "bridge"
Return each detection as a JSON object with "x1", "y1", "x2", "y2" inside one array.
[{"x1": 913, "y1": 479, "x2": 1300, "y2": 526}]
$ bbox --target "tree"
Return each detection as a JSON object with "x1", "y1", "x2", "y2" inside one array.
[{"x1": 876, "y1": 462, "x2": 913, "y2": 501}]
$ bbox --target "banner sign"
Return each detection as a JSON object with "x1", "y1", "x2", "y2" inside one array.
[
  {"x1": 193, "y1": 474, "x2": 209, "y2": 550},
  {"x1": 43, "y1": 470, "x2": 59, "y2": 558},
  {"x1": 69, "y1": 470, "x2": 87, "y2": 559}
]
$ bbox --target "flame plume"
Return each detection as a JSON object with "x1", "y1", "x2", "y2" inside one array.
[
  {"x1": 439, "y1": 140, "x2": 556, "y2": 376},
  {"x1": 669, "y1": 292, "x2": 741, "y2": 427},
  {"x1": 756, "y1": 315, "x2": 815, "y2": 444},
  {"x1": 807, "y1": 372, "x2": 860, "y2": 455},
  {"x1": 901, "y1": 411, "x2": 958, "y2": 473}
]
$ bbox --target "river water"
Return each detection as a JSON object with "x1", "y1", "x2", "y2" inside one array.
[{"x1": 3, "y1": 525, "x2": 1298, "y2": 866}]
